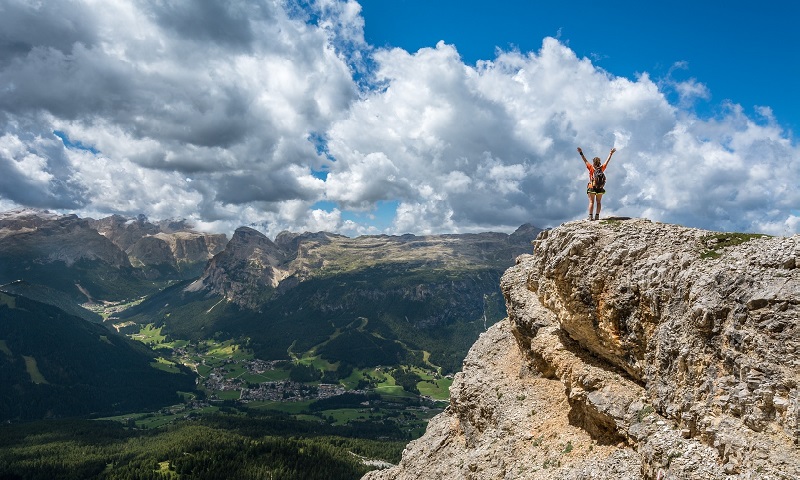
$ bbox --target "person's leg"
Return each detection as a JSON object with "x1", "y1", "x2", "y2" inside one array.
[
  {"x1": 595, "y1": 194, "x2": 602, "y2": 219},
  {"x1": 587, "y1": 192, "x2": 595, "y2": 219}
]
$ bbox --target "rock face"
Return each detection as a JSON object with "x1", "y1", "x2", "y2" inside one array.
[
  {"x1": 88, "y1": 214, "x2": 160, "y2": 251},
  {"x1": 366, "y1": 218, "x2": 799, "y2": 479},
  {"x1": 0, "y1": 209, "x2": 130, "y2": 268},
  {"x1": 89, "y1": 214, "x2": 227, "y2": 272},
  {"x1": 186, "y1": 227, "x2": 291, "y2": 309}
]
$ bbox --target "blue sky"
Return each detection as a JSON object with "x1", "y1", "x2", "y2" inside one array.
[
  {"x1": 360, "y1": 0, "x2": 799, "y2": 132},
  {"x1": 0, "y1": 0, "x2": 798, "y2": 237}
]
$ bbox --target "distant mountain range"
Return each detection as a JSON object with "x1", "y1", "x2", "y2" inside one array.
[
  {"x1": 0, "y1": 208, "x2": 541, "y2": 421},
  {"x1": 120, "y1": 223, "x2": 541, "y2": 373},
  {"x1": 0, "y1": 209, "x2": 227, "y2": 302}
]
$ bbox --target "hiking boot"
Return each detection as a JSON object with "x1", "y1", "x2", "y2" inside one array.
[
  {"x1": 595, "y1": 214, "x2": 600, "y2": 220},
  {"x1": 588, "y1": 214, "x2": 594, "y2": 221}
]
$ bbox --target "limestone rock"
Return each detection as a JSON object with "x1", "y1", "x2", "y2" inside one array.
[
  {"x1": 187, "y1": 227, "x2": 289, "y2": 308},
  {"x1": 0, "y1": 209, "x2": 130, "y2": 268},
  {"x1": 89, "y1": 214, "x2": 227, "y2": 270},
  {"x1": 367, "y1": 219, "x2": 798, "y2": 479}
]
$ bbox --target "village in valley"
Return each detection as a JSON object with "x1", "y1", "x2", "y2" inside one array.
[{"x1": 99, "y1": 320, "x2": 449, "y2": 435}]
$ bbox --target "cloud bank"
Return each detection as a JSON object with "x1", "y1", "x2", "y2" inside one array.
[{"x1": 1, "y1": 0, "x2": 797, "y2": 236}]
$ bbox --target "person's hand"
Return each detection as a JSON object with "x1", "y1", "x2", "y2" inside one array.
[
  {"x1": 577, "y1": 147, "x2": 583, "y2": 154},
  {"x1": 610, "y1": 148, "x2": 616, "y2": 154}
]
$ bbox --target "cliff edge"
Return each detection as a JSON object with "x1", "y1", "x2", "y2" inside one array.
[{"x1": 365, "y1": 218, "x2": 799, "y2": 479}]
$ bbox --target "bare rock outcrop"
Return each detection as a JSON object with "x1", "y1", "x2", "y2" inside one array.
[
  {"x1": 186, "y1": 226, "x2": 290, "y2": 308},
  {"x1": 89, "y1": 214, "x2": 227, "y2": 271},
  {"x1": 0, "y1": 209, "x2": 130, "y2": 268},
  {"x1": 89, "y1": 214, "x2": 160, "y2": 251},
  {"x1": 366, "y1": 218, "x2": 798, "y2": 479}
]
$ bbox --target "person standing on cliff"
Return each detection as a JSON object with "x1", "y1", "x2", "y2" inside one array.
[{"x1": 578, "y1": 147, "x2": 616, "y2": 220}]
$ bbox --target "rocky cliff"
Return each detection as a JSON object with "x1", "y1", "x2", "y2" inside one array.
[
  {"x1": 0, "y1": 209, "x2": 130, "y2": 268},
  {"x1": 365, "y1": 218, "x2": 799, "y2": 479},
  {"x1": 89, "y1": 214, "x2": 227, "y2": 273},
  {"x1": 185, "y1": 226, "x2": 291, "y2": 308}
]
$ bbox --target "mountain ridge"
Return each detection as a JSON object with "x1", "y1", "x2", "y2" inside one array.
[
  {"x1": 118, "y1": 222, "x2": 541, "y2": 373},
  {"x1": 0, "y1": 209, "x2": 227, "y2": 302},
  {"x1": 87, "y1": 213, "x2": 227, "y2": 278},
  {"x1": 188, "y1": 223, "x2": 542, "y2": 310}
]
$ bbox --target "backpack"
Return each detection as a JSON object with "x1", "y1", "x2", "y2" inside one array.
[{"x1": 592, "y1": 167, "x2": 606, "y2": 189}]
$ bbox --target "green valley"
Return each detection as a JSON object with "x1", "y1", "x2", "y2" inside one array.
[{"x1": 0, "y1": 210, "x2": 540, "y2": 479}]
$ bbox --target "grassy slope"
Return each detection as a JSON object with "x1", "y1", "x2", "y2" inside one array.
[{"x1": 0, "y1": 280, "x2": 103, "y2": 323}]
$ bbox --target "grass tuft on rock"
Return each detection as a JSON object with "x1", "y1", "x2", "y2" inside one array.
[{"x1": 700, "y1": 232, "x2": 769, "y2": 259}]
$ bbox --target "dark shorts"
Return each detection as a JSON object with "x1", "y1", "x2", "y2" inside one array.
[{"x1": 587, "y1": 187, "x2": 606, "y2": 195}]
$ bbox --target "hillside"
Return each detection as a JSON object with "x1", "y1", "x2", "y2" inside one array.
[
  {"x1": 0, "y1": 291, "x2": 196, "y2": 421},
  {"x1": 119, "y1": 224, "x2": 540, "y2": 374},
  {"x1": 366, "y1": 218, "x2": 799, "y2": 479},
  {"x1": 0, "y1": 280, "x2": 103, "y2": 323}
]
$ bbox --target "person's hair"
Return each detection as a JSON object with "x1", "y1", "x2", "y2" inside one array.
[{"x1": 592, "y1": 157, "x2": 601, "y2": 167}]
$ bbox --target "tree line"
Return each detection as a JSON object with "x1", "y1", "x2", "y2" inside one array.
[{"x1": 0, "y1": 413, "x2": 405, "y2": 480}]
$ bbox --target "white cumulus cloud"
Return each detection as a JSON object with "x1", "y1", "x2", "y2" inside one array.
[{"x1": 0, "y1": 1, "x2": 797, "y2": 237}]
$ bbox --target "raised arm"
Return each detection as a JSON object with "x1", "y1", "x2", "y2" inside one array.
[
  {"x1": 577, "y1": 147, "x2": 589, "y2": 165},
  {"x1": 603, "y1": 147, "x2": 616, "y2": 167}
]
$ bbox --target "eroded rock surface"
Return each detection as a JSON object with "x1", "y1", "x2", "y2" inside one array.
[
  {"x1": 0, "y1": 209, "x2": 130, "y2": 268},
  {"x1": 89, "y1": 213, "x2": 227, "y2": 271},
  {"x1": 366, "y1": 218, "x2": 799, "y2": 479}
]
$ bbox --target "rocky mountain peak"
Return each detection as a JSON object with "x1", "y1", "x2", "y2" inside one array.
[
  {"x1": 226, "y1": 227, "x2": 286, "y2": 265},
  {"x1": 0, "y1": 209, "x2": 129, "y2": 268},
  {"x1": 230, "y1": 226, "x2": 270, "y2": 243},
  {"x1": 509, "y1": 222, "x2": 540, "y2": 242},
  {"x1": 367, "y1": 218, "x2": 798, "y2": 479},
  {"x1": 88, "y1": 214, "x2": 227, "y2": 273},
  {"x1": 190, "y1": 225, "x2": 542, "y2": 310},
  {"x1": 187, "y1": 227, "x2": 291, "y2": 308}
]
